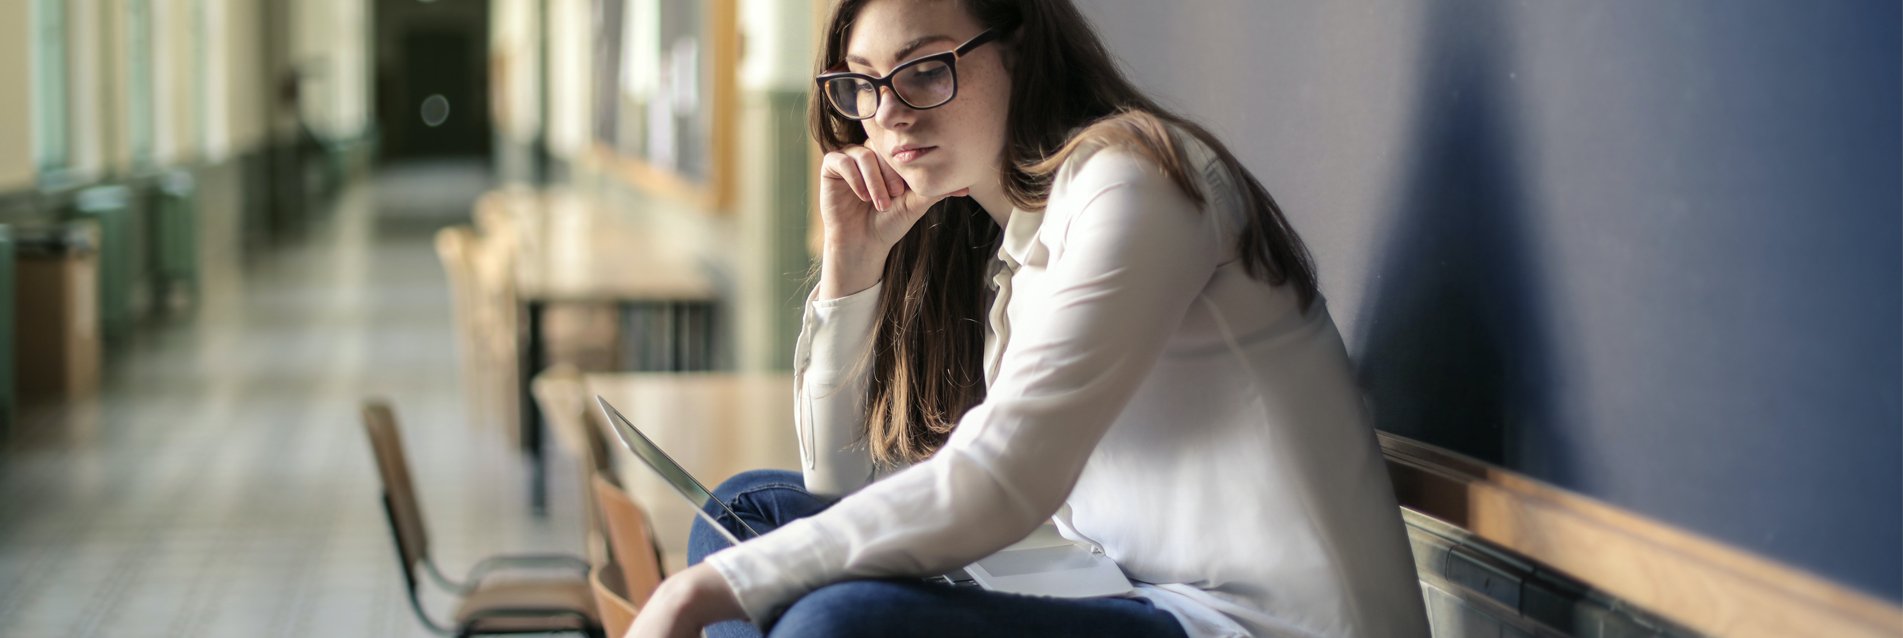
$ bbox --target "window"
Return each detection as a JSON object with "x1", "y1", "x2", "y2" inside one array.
[
  {"x1": 128, "y1": 0, "x2": 155, "y2": 167},
  {"x1": 197, "y1": 0, "x2": 229, "y2": 160},
  {"x1": 31, "y1": 0, "x2": 70, "y2": 178}
]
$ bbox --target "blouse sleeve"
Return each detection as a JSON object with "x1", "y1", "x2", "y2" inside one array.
[
  {"x1": 708, "y1": 150, "x2": 1221, "y2": 623},
  {"x1": 792, "y1": 283, "x2": 884, "y2": 498}
]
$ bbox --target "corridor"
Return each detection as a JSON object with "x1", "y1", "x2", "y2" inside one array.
[{"x1": 0, "y1": 162, "x2": 585, "y2": 638}]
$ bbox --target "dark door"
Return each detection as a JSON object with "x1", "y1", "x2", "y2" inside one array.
[{"x1": 380, "y1": 29, "x2": 491, "y2": 159}]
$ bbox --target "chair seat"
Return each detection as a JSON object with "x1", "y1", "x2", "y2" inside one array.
[{"x1": 454, "y1": 578, "x2": 600, "y2": 632}]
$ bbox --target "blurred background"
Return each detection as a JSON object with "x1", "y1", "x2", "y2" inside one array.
[
  {"x1": 0, "y1": 1, "x2": 826, "y2": 636},
  {"x1": 0, "y1": 1, "x2": 1895, "y2": 637}
]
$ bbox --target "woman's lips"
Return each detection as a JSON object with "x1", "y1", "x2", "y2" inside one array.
[{"x1": 891, "y1": 146, "x2": 937, "y2": 164}]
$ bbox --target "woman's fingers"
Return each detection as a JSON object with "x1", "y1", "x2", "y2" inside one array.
[
  {"x1": 877, "y1": 151, "x2": 907, "y2": 199},
  {"x1": 822, "y1": 145, "x2": 949, "y2": 220},
  {"x1": 846, "y1": 147, "x2": 893, "y2": 211},
  {"x1": 822, "y1": 152, "x2": 871, "y2": 204}
]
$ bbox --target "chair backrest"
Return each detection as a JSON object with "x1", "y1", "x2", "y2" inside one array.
[
  {"x1": 581, "y1": 408, "x2": 616, "y2": 480},
  {"x1": 433, "y1": 225, "x2": 473, "y2": 327},
  {"x1": 434, "y1": 227, "x2": 477, "y2": 354},
  {"x1": 362, "y1": 400, "x2": 432, "y2": 574},
  {"x1": 464, "y1": 225, "x2": 520, "y2": 444},
  {"x1": 532, "y1": 364, "x2": 617, "y2": 477},
  {"x1": 593, "y1": 475, "x2": 665, "y2": 606},
  {"x1": 590, "y1": 563, "x2": 638, "y2": 638},
  {"x1": 434, "y1": 226, "x2": 494, "y2": 432},
  {"x1": 475, "y1": 186, "x2": 538, "y2": 234}
]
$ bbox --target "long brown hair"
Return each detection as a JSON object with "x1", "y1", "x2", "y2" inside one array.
[{"x1": 811, "y1": 0, "x2": 1319, "y2": 468}]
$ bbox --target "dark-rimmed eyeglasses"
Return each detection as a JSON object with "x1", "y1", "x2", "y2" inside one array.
[{"x1": 816, "y1": 29, "x2": 1003, "y2": 121}]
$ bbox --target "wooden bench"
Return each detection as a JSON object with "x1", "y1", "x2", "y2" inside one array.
[{"x1": 1384, "y1": 434, "x2": 1903, "y2": 637}]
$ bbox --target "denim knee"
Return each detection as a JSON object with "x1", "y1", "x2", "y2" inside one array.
[
  {"x1": 711, "y1": 469, "x2": 805, "y2": 505},
  {"x1": 769, "y1": 580, "x2": 915, "y2": 638},
  {"x1": 692, "y1": 469, "x2": 829, "y2": 566}
]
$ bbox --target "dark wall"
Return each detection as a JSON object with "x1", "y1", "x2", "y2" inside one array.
[{"x1": 1078, "y1": 2, "x2": 1901, "y2": 601}]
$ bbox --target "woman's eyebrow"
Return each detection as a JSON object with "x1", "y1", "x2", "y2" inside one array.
[{"x1": 845, "y1": 34, "x2": 956, "y2": 69}]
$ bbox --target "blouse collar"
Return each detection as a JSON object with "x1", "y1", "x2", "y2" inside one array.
[{"x1": 997, "y1": 206, "x2": 1044, "y2": 270}]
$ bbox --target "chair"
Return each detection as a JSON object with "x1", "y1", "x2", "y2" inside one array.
[
  {"x1": 532, "y1": 364, "x2": 620, "y2": 564},
  {"x1": 464, "y1": 225, "x2": 524, "y2": 446},
  {"x1": 434, "y1": 226, "x2": 493, "y2": 434},
  {"x1": 361, "y1": 400, "x2": 604, "y2": 637},
  {"x1": 589, "y1": 563, "x2": 639, "y2": 638},
  {"x1": 593, "y1": 475, "x2": 666, "y2": 607}
]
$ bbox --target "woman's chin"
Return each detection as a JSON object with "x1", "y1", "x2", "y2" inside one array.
[
  {"x1": 894, "y1": 165, "x2": 972, "y2": 200},
  {"x1": 906, "y1": 177, "x2": 965, "y2": 200}
]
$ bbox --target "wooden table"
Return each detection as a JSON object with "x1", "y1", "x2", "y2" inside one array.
[
  {"x1": 584, "y1": 373, "x2": 798, "y2": 572},
  {"x1": 508, "y1": 195, "x2": 722, "y2": 514}
]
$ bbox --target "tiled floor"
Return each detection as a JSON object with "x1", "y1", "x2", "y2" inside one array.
[{"x1": 0, "y1": 161, "x2": 588, "y2": 637}]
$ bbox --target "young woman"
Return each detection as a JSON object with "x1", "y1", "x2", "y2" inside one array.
[{"x1": 629, "y1": 1, "x2": 1430, "y2": 636}]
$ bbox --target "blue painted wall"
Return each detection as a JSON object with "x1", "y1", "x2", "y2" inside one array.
[{"x1": 1079, "y1": 2, "x2": 1901, "y2": 601}]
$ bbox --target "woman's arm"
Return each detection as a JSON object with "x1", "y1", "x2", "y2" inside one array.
[
  {"x1": 795, "y1": 144, "x2": 959, "y2": 497},
  {"x1": 707, "y1": 150, "x2": 1222, "y2": 624},
  {"x1": 792, "y1": 281, "x2": 883, "y2": 498}
]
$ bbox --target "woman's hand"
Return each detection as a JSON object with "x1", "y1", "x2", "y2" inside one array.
[
  {"x1": 624, "y1": 563, "x2": 746, "y2": 638},
  {"x1": 816, "y1": 145, "x2": 965, "y2": 298}
]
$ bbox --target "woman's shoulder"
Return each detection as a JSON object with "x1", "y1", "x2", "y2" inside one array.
[
  {"x1": 1050, "y1": 144, "x2": 1169, "y2": 199},
  {"x1": 1048, "y1": 113, "x2": 1224, "y2": 211}
]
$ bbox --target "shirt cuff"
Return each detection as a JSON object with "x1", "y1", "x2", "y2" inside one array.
[
  {"x1": 812, "y1": 279, "x2": 884, "y2": 306},
  {"x1": 704, "y1": 516, "x2": 845, "y2": 626}
]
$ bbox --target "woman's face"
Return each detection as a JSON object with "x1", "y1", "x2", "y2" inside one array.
[{"x1": 843, "y1": 0, "x2": 1012, "y2": 199}]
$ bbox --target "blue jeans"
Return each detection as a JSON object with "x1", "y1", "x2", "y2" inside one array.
[{"x1": 687, "y1": 469, "x2": 1190, "y2": 638}]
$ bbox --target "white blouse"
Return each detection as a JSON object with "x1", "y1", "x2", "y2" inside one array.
[{"x1": 707, "y1": 133, "x2": 1431, "y2": 637}]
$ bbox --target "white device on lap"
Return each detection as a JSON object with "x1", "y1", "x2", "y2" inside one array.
[{"x1": 595, "y1": 395, "x2": 1134, "y2": 599}]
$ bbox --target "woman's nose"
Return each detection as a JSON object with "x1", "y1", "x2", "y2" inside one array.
[{"x1": 873, "y1": 86, "x2": 915, "y2": 130}]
